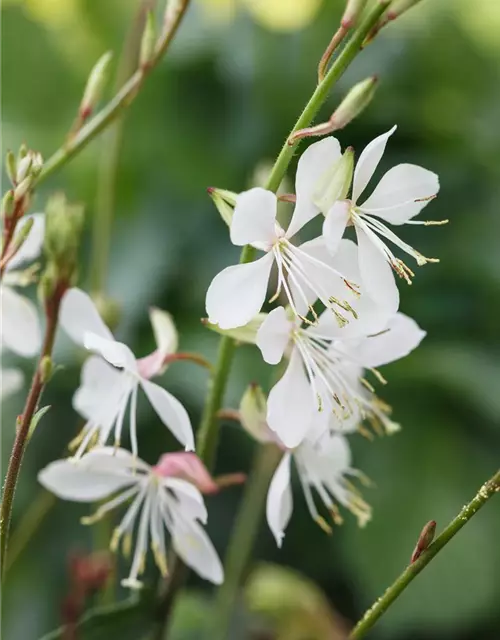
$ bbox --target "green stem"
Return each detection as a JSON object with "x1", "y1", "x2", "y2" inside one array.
[
  {"x1": 349, "y1": 469, "x2": 500, "y2": 639},
  {"x1": 33, "y1": 0, "x2": 191, "y2": 190},
  {"x1": 212, "y1": 444, "x2": 281, "y2": 639},
  {"x1": 157, "y1": 1, "x2": 390, "y2": 633}
]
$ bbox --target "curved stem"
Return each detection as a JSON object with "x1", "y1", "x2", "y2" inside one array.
[
  {"x1": 349, "y1": 469, "x2": 500, "y2": 639},
  {"x1": 33, "y1": 0, "x2": 191, "y2": 189},
  {"x1": 0, "y1": 285, "x2": 64, "y2": 578},
  {"x1": 156, "y1": 2, "x2": 390, "y2": 634},
  {"x1": 212, "y1": 444, "x2": 281, "y2": 639}
]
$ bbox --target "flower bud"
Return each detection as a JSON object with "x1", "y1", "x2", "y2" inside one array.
[
  {"x1": 313, "y1": 147, "x2": 354, "y2": 213},
  {"x1": 341, "y1": 0, "x2": 368, "y2": 28},
  {"x1": 13, "y1": 176, "x2": 33, "y2": 202},
  {"x1": 207, "y1": 187, "x2": 238, "y2": 227},
  {"x1": 16, "y1": 154, "x2": 33, "y2": 183},
  {"x1": 9, "y1": 216, "x2": 34, "y2": 260},
  {"x1": 332, "y1": 76, "x2": 378, "y2": 130},
  {"x1": 80, "y1": 51, "x2": 113, "y2": 119},
  {"x1": 386, "y1": 0, "x2": 423, "y2": 21},
  {"x1": 17, "y1": 143, "x2": 28, "y2": 162},
  {"x1": 154, "y1": 452, "x2": 219, "y2": 494},
  {"x1": 6, "y1": 150, "x2": 17, "y2": 184},
  {"x1": 39, "y1": 355, "x2": 53, "y2": 383},
  {"x1": 245, "y1": 564, "x2": 348, "y2": 639},
  {"x1": 140, "y1": 11, "x2": 157, "y2": 69},
  {"x1": 43, "y1": 193, "x2": 85, "y2": 287},
  {"x1": 1, "y1": 190, "x2": 15, "y2": 219},
  {"x1": 240, "y1": 384, "x2": 273, "y2": 444}
]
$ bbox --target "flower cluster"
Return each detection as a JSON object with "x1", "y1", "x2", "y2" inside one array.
[{"x1": 206, "y1": 126, "x2": 440, "y2": 542}]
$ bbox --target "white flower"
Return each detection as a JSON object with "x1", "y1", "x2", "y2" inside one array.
[
  {"x1": 0, "y1": 367, "x2": 24, "y2": 401},
  {"x1": 38, "y1": 447, "x2": 223, "y2": 588},
  {"x1": 266, "y1": 432, "x2": 371, "y2": 547},
  {"x1": 60, "y1": 288, "x2": 194, "y2": 457},
  {"x1": 206, "y1": 187, "x2": 358, "y2": 330},
  {"x1": 256, "y1": 292, "x2": 425, "y2": 448},
  {"x1": 296, "y1": 126, "x2": 441, "y2": 311},
  {"x1": 1, "y1": 214, "x2": 44, "y2": 358}
]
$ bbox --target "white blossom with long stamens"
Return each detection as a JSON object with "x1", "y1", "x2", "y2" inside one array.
[
  {"x1": 205, "y1": 187, "x2": 358, "y2": 330},
  {"x1": 38, "y1": 447, "x2": 223, "y2": 588},
  {"x1": 60, "y1": 288, "x2": 194, "y2": 457},
  {"x1": 256, "y1": 300, "x2": 425, "y2": 448},
  {"x1": 295, "y1": 126, "x2": 442, "y2": 312},
  {"x1": 1, "y1": 214, "x2": 44, "y2": 358}
]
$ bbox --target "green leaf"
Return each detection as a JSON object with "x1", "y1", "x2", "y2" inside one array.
[{"x1": 27, "y1": 405, "x2": 51, "y2": 442}]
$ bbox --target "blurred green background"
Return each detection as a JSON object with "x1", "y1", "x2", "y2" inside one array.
[{"x1": 2, "y1": 0, "x2": 500, "y2": 638}]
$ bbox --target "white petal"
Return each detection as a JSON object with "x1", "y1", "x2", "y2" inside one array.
[
  {"x1": 256, "y1": 307, "x2": 292, "y2": 365},
  {"x1": 288, "y1": 137, "x2": 341, "y2": 238},
  {"x1": 341, "y1": 312, "x2": 426, "y2": 368},
  {"x1": 171, "y1": 517, "x2": 224, "y2": 585},
  {"x1": 1, "y1": 368, "x2": 24, "y2": 400},
  {"x1": 84, "y1": 332, "x2": 137, "y2": 372},
  {"x1": 356, "y1": 228, "x2": 399, "y2": 315},
  {"x1": 1, "y1": 286, "x2": 41, "y2": 357},
  {"x1": 267, "y1": 350, "x2": 315, "y2": 448},
  {"x1": 318, "y1": 433, "x2": 352, "y2": 471},
  {"x1": 206, "y1": 253, "x2": 274, "y2": 330},
  {"x1": 230, "y1": 188, "x2": 278, "y2": 247},
  {"x1": 73, "y1": 356, "x2": 126, "y2": 420},
  {"x1": 150, "y1": 308, "x2": 178, "y2": 356},
  {"x1": 361, "y1": 163, "x2": 440, "y2": 224},
  {"x1": 38, "y1": 456, "x2": 136, "y2": 502},
  {"x1": 60, "y1": 288, "x2": 114, "y2": 346},
  {"x1": 266, "y1": 453, "x2": 293, "y2": 547},
  {"x1": 353, "y1": 125, "x2": 397, "y2": 202},
  {"x1": 163, "y1": 478, "x2": 207, "y2": 522},
  {"x1": 322, "y1": 201, "x2": 350, "y2": 256},
  {"x1": 140, "y1": 379, "x2": 195, "y2": 450},
  {"x1": 7, "y1": 213, "x2": 45, "y2": 271}
]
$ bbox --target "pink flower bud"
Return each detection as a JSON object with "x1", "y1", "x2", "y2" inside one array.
[{"x1": 154, "y1": 452, "x2": 219, "y2": 494}]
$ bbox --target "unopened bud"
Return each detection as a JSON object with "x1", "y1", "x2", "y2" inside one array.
[
  {"x1": 17, "y1": 143, "x2": 28, "y2": 162},
  {"x1": 333, "y1": 76, "x2": 378, "y2": 130},
  {"x1": 14, "y1": 176, "x2": 33, "y2": 202},
  {"x1": 386, "y1": 0, "x2": 423, "y2": 21},
  {"x1": 207, "y1": 187, "x2": 237, "y2": 227},
  {"x1": 9, "y1": 216, "x2": 34, "y2": 259},
  {"x1": 240, "y1": 384, "x2": 273, "y2": 444},
  {"x1": 341, "y1": 0, "x2": 369, "y2": 28},
  {"x1": 6, "y1": 150, "x2": 17, "y2": 184},
  {"x1": 314, "y1": 147, "x2": 354, "y2": 213},
  {"x1": 43, "y1": 193, "x2": 85, "y2": 285},
  {"x1": 30, "y1": 152, "x2": 43, "y2": 178},
  {"x1": 1, "y1": 191, "x2": 15, "y2": 219},
  {"x1": 16, "y1": 154, "x2": 33, "y2": 183},
  {"x1": 140, "y1": 11, "x2": 157, "y2": 69},
  {"x1": 80, "y1": 51, "x2": 113, "y2": 119},
  {"x1": 39, "y1": 355, "x2": 53, "y2": 383}
]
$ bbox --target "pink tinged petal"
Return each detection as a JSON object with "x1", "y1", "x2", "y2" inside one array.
[
  {"x1": 256, "y1": 307, "x2": 292, "y2": 365},
  {"x1": 136, "y1": 352, "x2": 166, "y2": 380},
  {"x1": 7, "y1": 213, "x2": 45, "y2": 271},
  {"x1": 84, "y1": 333, "x2": 137, "y2": 372},
  {"x1": 361, "y1": 163, "x2": 440, "y2": 224},
  {"x1": 60, "y1": 287, "x2": 114, "y2": 346},
  {"x1": 267, "y1": 350, "x2": 315, "y2": 449},
  {"x1": 38, "y1": 457, "x2": 136, "y2": 502},
  {"x1": 140, "y1": 379, "x2": 195, "y2": 451},
  {"x1": 322, "y1": 201, "x2": 350, "y2": 256},
  {"x1": 353, "y1": 125, "x2": 397, "y2": 203},
  {"x1": 1, "y1": 286, "x2": 41, "y2": 357},
  {"x1": 171, "y1": 517, "x2": 224, "y2": 585},
  {"x1": 230, "y1": 188, "x2": 278, "y2": 247},
  {"x1": 155, "y1": 452, "x2": 218, "y2": 494},
  {"x1": 356, "y1": 228, "x2": 399, "y2": 315},
  {"x1": 288, "y1": 137, "x2": 342, "y2": 238},
  {"x1": 1, "y1": 368, "x2": 24, "y2": 400},
  {"x1": 344, "y1": 312, "x2": 426, "y2": 368},
  {"x1": 266, "y1": 453, "x2": 293, "y2": 548},
  {"x1": 163, "y1": 477, "x2": 208, "y2": 522},
  {"x1": 205, "y1": 252, "x2": 274, "y2": 330}
]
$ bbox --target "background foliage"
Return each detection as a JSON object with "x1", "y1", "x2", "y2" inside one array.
[{"x1": 2, "y1": 0, "x2": 500, "y2": 638}]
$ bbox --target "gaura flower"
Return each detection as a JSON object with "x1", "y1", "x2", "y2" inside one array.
[
  {"x1": 1, "y1": 214, "x2": 44, "y2": 357},
  {"x1": 256, "y1": 295, "x2": 425, "y2": 448},
  {"x1": 0, "y1": 366, "x2": 24, "y2": 401},
  {"x1": 38, "y1": 447, "x2": 223, "y2": 588},
  {"x1": 295, "y1": 126, "x2": 441, "y2": 311},
  {"x1": 60, "y1": 288, "x2": 194, "y2": 457},
  {"x1": 206, "y1": 187, "x2": 357, "y2": 330},
  {"x1": 267, "y1": 431, "x2": 371, "y2": 547}
]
